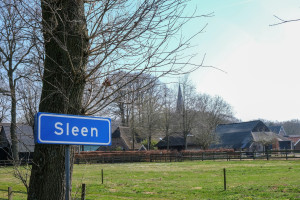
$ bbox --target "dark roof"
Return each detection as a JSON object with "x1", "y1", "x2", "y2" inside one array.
[
  {"x1": 268, "y1": 126, "x2": 282, "y2": 134},
  {"x1": 0, "y1": 123, "x2": 34, "y2": 152},
  {"x1": 212, "y1": 131, "x2": 252, "y2": 149},
  {"x1": 213, "y1": 120, "x2": 272, "y2": 149},
  {"x1": 156, "y1": 135, "x2": 185, "y2": 148},
  {"x1": 216, "y1": 120, "x2": 269, "y2": 134},
  {"x1": 268, "y1": 125, "x2": 287, "y2": 136},
  {"x1": 286, "y1": 135, "x2": 300, "y2": 138},
  {"x1": 213, "y1": 131, "x2": 282, "y2": 149},
  {"x1": 156, "y1": 133, "x2": 196, "y2": 148}
]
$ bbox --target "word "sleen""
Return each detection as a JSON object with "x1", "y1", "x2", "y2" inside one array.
[{"x1": 54, "y1": 122, "x2": 98, "y2": 137}]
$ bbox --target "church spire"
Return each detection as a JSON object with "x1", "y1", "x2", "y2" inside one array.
[{"x1": 176, "y1": 84, "x2": 183, "y2": 113}]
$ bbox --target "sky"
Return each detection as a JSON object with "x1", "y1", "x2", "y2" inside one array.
[{"x1": 185, "y1": 0, "x2": 300, "y2": 122}]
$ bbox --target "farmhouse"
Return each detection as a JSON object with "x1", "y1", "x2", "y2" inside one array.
[
  {"x1": 97, "y1": 126, "x2": 166, "y2": 151},
  {"x1": 97, "y1": 126, "x2": 143, "y2": 151},
  {"x1": 156, "y1": 133, "x2": 198, "y2": 151},
  {"x1": 212, "y1": 120, "x2": 292, "y2": 151},
  {"x1": 0, "y1": 123, "x2": 34, "y2": 160}
]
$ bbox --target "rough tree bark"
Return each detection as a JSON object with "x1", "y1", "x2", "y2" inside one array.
[
  {"x1": 28, "y1": 0, "x2": 88, "y2": 199},
  {"x1": 8, "y1": 69, "x2": 19, "y2": 161}
]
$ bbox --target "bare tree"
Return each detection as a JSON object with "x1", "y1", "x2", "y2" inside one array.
[
  {"x1": 0, "y1": 95, "x2": 10, "y2": 122},
  {"x1": 160, "y1": 85, "x2": 175, "y2": 150},
  {"x1": 270, "y1": 15, "x2": 300, "y2": 26},
  {"x1": 27, "y1": 0, "x2": 210, "y2": 198},
  {"x1": 138, "y1": 84, "x2": 162, "y2": 150},
  {"x1": 18, "y1": 79, "x2": 41, "y2": 128},
  {"x1": 0, "y1": 0, "x2": 37, "y2": 162},
  {"x1": 78, "y1": 0, "x2": 211, "y2": 116},
  {"x1": 106, "y1": 72, "x2": 158, "y2": 149},
  {"x1": 281, "y1": 120, "x2": 300, "y2": 135},
  {"x1": 194, "y1": 94, "x2": 234, "y2": 149},
  {"x1": 109, "y1": 72, "x2": 157, "y2": 127}
]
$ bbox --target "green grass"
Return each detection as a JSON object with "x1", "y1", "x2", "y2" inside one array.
[{"x1": 1, "y1": 160, "x2": 300, "y2": 199}]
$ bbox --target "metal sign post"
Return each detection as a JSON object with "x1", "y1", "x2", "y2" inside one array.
[{"x1": 65, "y1": 145, "x2": 70, "y2": 200}]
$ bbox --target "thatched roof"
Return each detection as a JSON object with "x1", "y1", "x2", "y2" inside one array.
[
  {"x1": 112, "y1": 126, "x2": 142, "y2": 150},
  {"x1": 251, "y1": 131, "x2": 277, "y2": 143}
]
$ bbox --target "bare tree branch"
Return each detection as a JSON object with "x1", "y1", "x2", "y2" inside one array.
[{"x1": 270, "y1": 15, "x2": 300, "y2": 26}]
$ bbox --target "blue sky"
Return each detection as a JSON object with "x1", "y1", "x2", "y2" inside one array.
[{"x1": 184, "y1": 0, "x2": 300, "y2": 122}]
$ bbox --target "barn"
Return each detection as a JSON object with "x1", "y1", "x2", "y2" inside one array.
[
  {"x1": 0, "y1": 123, "x2": 34, "y2": 160},
  {"x1": 212, "y1": 120, "x2": 293, "y2": 151}
]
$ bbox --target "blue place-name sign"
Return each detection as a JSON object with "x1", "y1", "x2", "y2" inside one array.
[{"x1": 35, "y1": 112, "x2": 111, "y2": 145}]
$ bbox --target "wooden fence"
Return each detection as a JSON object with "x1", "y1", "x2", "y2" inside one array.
[
  {"x1": 74, "y1": 149, "x2": 300, "y2": 164},
  {"x1": 1, "y1": 150, "x2": 300, "y2": 166}
]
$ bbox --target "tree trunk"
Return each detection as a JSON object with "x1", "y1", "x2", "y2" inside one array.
[
  {"x1": 119, "y1": 103, "x2": 126, "y2": 126},
  {"x1": 148, "y1": 135, "x2": 151, "y2": 150},
  {"x1": 8, "y1": 70, "x2": 19, "y2": 161},
  {"x1": 184, "y1": 132, "x2": 187, "y2": 150},
  {"x1": 28, "y1": 0, "x2": 88, "y2": 199}
]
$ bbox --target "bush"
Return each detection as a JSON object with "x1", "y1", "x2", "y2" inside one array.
[{"x1": 141, "y1": 140, "x2": 158, "y2": 150}]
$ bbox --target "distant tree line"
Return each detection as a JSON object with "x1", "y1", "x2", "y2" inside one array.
[
  {"x1": 107, "y1": 74, "x2": 237, "y2": 150},
  {"x1": 265, "y1": 119, "x2": 300, "y2": 135}
]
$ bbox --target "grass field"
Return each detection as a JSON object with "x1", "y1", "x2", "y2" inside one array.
[{"x1": 1, "y1": 160, "x2": 300, "y2": 199}]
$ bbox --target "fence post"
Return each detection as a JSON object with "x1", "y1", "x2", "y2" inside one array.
[
  {"x1": 266, "y1": 150, "x2": 269, "y2": 160},
  {"x1": 202, "y1": 152, "x2": 204, "y2": 161},
  {"x1": 226, "y1": 152, "x2": 229, "y2": 161},
  {"x1": 101, "y1": 169, "x2": 104, "y2": 184},
  {"x1": 223, "y1": 168, "x2": 227, "y2": 191},
  {"x1": 81, "y1": 184, "x2": 86, "y2": 200},
  {"x1": 286, "y1": 150, "x2": 288, "y2": 160},
  {"x1": 253, "y1": 151, "x2": 255, "y2": 160},
  {"x1": 240, "y1": 151, "x2": 242, "y2": 160},
  {"x1": 8, "y1": 187, "x2": 13, "y2": 200}
]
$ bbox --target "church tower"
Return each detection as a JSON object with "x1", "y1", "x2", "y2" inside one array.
[{"x1": 176, "y1": 84, "x2": 183, "y2": 113}]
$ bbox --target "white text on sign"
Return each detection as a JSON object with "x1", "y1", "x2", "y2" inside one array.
[{"x1": 54, "y1": 122, "x2": 98, "y2": 137}]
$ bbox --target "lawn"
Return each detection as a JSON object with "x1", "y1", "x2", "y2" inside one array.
[{"x1": 1, "y1": 160, "x2": 300, "y2": 199}]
